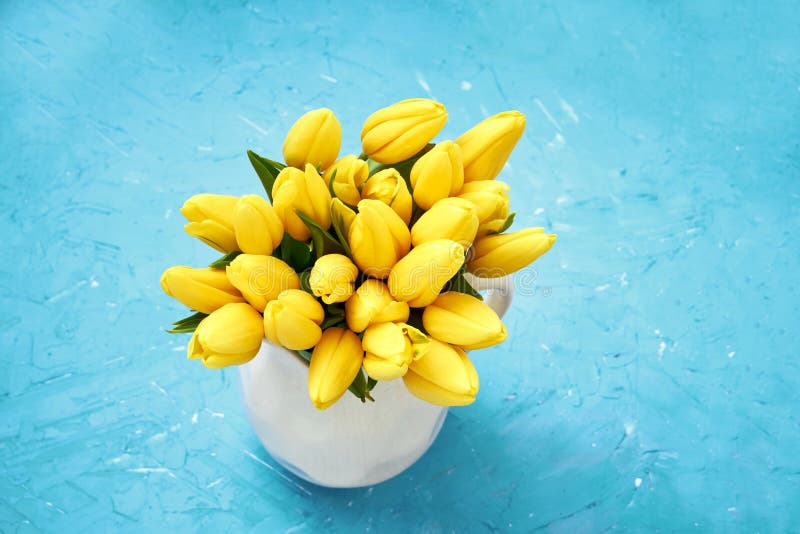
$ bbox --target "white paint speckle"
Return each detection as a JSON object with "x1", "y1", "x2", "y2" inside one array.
[
  {"x1": 595, "y1": 284, "x2": 610, "y2": 292},
  {"x1": 415, "y1": 72, "x2": 432, "y2": 97},
  {"x1": 728, "y1": 351, "x2": 736, "y2": 358},
  {"x1": 90, "y1": 280, "x2": 99, "y2": 288},
  {"x1": 191, "y1": 412, "x2": 198, "y2": 424},
  {"x1": 624, "y1": 421, "x2": 636, "y2": 435},
  {"x1": 534, "y1": 207, "x2": 545, "y2": 215},
  {"x1": 534, "y1": 98, "x2": 562, "y2": 131},
  {"x1": 658, "y1": 341, "x2": 667, "y2": 358},
  {"x1": 460, "y1": 80, "x2": 472, "y2": 91},
  {"x1": 559, "y1": 98, "x2": 579, "y2": 123},
  {"x1": 238, "y1": 115, "x2": 269, "y2": 136},
  {"x1": 634, "y1": 477, "x2": 642, "y2": 488},
  {"x1": 320, "y1": 74, "x2": 337, "y2": 83}
]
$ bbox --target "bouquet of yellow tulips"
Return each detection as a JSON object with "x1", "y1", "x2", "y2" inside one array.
[{"x1": 161, "y1": 98, "x2": 556, "y2": 410}]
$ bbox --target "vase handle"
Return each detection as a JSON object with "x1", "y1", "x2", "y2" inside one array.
[{"x1": 462, "y1": 273, "x2": 514, "y2": 319}]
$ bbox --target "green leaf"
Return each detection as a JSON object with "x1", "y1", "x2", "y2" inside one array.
[
  {"x1": 319, "y1": 304, "x2": 345, "y2": 329},
  {"x1": 447, "y1": 268, "x2": 483, "y2": 300},
  {"x1": 247, "y1": 150, "x2": 285, "y2": 201},
  {"x1": 329, "y1": 201, "x2": 353, "y2": 258},
  {"x1": 347, "y1": 368, "x2": 374, "y2": 403},
  {"x1": 320, "y1": 315, "x2": 346, "y2": 329},
  {"x1": 166, "y1": 311, "x2": 208, "y2": 334},
  {"x1": 208, "y1": 251, "x2": 242, "y2": 269},
  {"x1": 278, "y1": 233, "x2": 313, "y2": 271},
  {"x1": 496, "y1": 212, "x2": 516, "y2": 234},
  {"x1": 326, "y1": 168, "x2": 338, "y2": 198},
  {"x1": 299, "y1": 270, "x2": 312, "y2": 293},
  {"x1": 294, "y1": 209, "x2": 345, "y2": 258},
  {"x1": 295, "y1": 349, "x2": 313, "y2": 364},
  {"x1": 367, "y1": 377, "x2": 378, "y2": 392}
]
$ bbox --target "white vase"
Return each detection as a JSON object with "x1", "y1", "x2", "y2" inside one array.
[{"x1": 238, "y1": 274, "x2": 513, "y2": 488}]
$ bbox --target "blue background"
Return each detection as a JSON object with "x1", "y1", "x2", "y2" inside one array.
[{"x1": 2, "y1": 1, "x2": 799, "y2": 531}]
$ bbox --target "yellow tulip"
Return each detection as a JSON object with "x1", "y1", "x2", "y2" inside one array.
[
  {"x1": 410, "y1": 197, "x2": 479, "y2": 249},
  {"x1": 309, "y1": 254, "x2": 359, "y2": 304},
  {"x1": 360, "y1": 168, "x2": 413, "y2": 225},
  {"x1": 457, "y1": 181, "x2": 510, "y2": 237},
  {"x1": 272, "y1": 164, "x2": 332, "y2": 241},
  {"x1": 328, "y1": 155, "x2": 369, "y2": 206},
  {"x1": 225, "y1": 254, "x2": 300, "y2": 312},
  {"x1": 263, "y1": 290, "x2": 324, "y2": 350},
  {"x1": 387, "y1": 239, "x2": 465, "y2": 308},
  {"x1": 233, "y1": 194, "x2": 284, "y2": 255},
  {"x1": 422, "y1": 292, "x2": 507, "y2": 349},
  {"x1": 349, "y1": 199, "x2": 411, "y2": 279},
  {"x1": 345, "y1": 279, "x2": 409, "y2": 333},
  {"x1": 403, "y1": 339, "x2": 479, "y2": 406},
  {"x1": 362, "y1": 322, "x2": 430, "y2": 381},
  {"x1": 160, "y1": 266, "x2": 245, "y2": 314},
  {"x1": 409, "y1": 140, "x2": 464, "y2": 210},
  {"x1": 308, "y1": 327, "x2": 364, "y2": 410},
  {"x1": 188, "y1": 303, "x2": 264, "y2": 368},
  {"x1": 361, "y1": 98, "x2": 447, "y2": 164},
  {"x1": 456, "y1": 111, "x2": 526, "y2": 182},
  {"x1": 282, "y1": 108, "x2": 342, "y2": 170},
  {"x1": 181, "y1": 194, "x2": 238, "y2": 253},
  {"x1": 467, "y1": 228, "x2": 556, "y2": 278}
]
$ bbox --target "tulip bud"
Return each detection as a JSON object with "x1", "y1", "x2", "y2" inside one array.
[
  {"x1": 233, "y1": 194, "x2": 284, "y2": 255},
  {"x1": 361, "y1": 98, "x2": 448, "y2": 164},
  {"x1": 422, "y1": 292, "x2": 507, "y2": 350},
  {"x1": 188, "y1": 303, "x2": 264, "y2": 368},
  {"x1": 388, "y1": 239, "x2": 465, "y2": 308},
  {"x1": 282, "y1": 108, "x2": 342, "y2": 170},
  {"x1": 272, "y1": 164, "x2": 333, "y2": 241},
  {"x1": 362, "y1": 322, "x2": 430, "y2": 381},
  {"x1": 457, "y1": 181, "x2": 511, "y2": 237},
  {"x1": 345, "y1": 279, "x2": 409, "y2": 333},
  {"x1": 328, "y1": 155, "x2": 369, "y2": 206},
  {"x1": 181, "y1": 194, "x2": 238, "y2": 253},
  {"x1": 308, "y1": 327, "x2": 364, "y2": 410},
  {"x1": 309, "y1": 254, "x2": 359, "y2": 304},
  {"x1": 403, "y1": 339, "x2": 479, "y2": 406},
  {"x1": 349, "y1": 199, "x2": 411, "y2": 279},
  {"x1": 360, "y1": 168, "x2": 413, "y2": 225},
  {"x1": 225, "y1": 254, "x2": 300, "y2": 312},
  {"x1": 456, "y1": 111, "x2": 526, "y2": 182},
  {"x1": 409, "y1": 140, "x2": 464, "y2": 210},
  {"x1": 160, "y1": 266, "x2": 245, "y2": 314},
  {"x1": 467, "y1": 228, "x2": 556, "y2": 278},
  {"x1": 410, "y1": 197, "x2": 479, "y2": 249},
  {"x1": 263, "y1": 289, "x2": 324, "y2": 350}
]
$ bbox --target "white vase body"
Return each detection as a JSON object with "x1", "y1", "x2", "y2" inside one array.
[{"x1": 239, "y1": 274, "x2": 513, "y2": 488}]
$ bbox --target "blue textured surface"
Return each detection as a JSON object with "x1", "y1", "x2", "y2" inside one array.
[{"x1": 2, "y1": 1, "x2": 799, "y2": 531}]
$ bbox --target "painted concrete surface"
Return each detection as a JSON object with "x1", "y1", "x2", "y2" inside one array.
[{"x1": 1, "y1": 1, "x2": 799, "y2": 531}]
